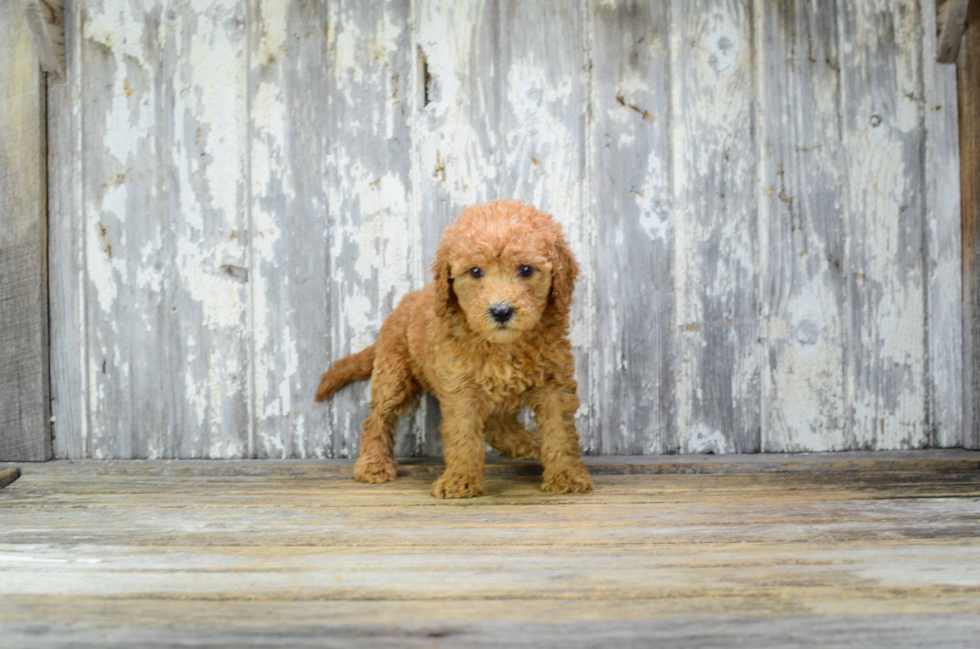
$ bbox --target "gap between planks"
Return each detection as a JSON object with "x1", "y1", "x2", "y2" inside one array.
[{"x1": 3, "y1": 450, "x2": 978, "y2": 478}]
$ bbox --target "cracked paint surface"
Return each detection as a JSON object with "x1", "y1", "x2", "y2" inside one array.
[{"x1": 49, "y1": 0, "x2": 962, "y2": 458}]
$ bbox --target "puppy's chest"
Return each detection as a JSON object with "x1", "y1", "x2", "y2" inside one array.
[{"x1": 471, "y1": 350, "x2": 545, "y2": 404}]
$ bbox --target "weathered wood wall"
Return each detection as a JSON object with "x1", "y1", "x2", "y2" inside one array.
[
  {"x1": 961, "y1": 0, "x2": 980, "y2": 450},
  {"x1": 47, "y1": 0, "x2": 964, "y2": 459},
  {"x1": 1, "y1": 0, "x2": 51, "y2": 462}
]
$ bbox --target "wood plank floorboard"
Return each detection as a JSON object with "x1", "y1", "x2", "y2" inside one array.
[{"x1": 1, "y1": 454, "x2": 979, "y2": 647}]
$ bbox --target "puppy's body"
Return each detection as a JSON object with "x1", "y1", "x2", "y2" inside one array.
[{"x1": 316, "y1": 200, "x2": 592, "y2": 498}]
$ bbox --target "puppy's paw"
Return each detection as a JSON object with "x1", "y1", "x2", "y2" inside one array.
[
  {"x1": 431, "y1": 471, "x2": 484, "y2": 499},
  {"x1": 353, "y1": 457, "x2": 398, "y2": 484},
  {"x1": 542, "y1": 465, "x2": 594, "y2": 494}
]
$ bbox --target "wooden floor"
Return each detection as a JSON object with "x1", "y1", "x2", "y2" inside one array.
[{"x1": 2, "y1": 451, "x2": 980, "y2": 648}]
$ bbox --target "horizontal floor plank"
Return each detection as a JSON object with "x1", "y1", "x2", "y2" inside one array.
[{"x1": 1, "y1": 457, "x2": 979, "y2": 646}]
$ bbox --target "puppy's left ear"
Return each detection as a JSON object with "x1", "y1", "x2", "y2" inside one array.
[
  {"x1": 548, "y1": 232, "x2": 579, "y2": 318},
  {"x1": 431, "y1": 238, "x2": 458, "y2": 317}
]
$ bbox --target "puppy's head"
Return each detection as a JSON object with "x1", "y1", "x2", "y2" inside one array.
[{"x1": 432, "y1": 200, "x2": 578, "y2": 344}]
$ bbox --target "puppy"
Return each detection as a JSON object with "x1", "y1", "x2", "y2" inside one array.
[{"x1": 315, "y1": 199, "x2": 593, "y2": 498}]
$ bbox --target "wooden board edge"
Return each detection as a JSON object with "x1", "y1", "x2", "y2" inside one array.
[
  {"x1": 0, "y1": 468, "x2": 22, "y2": 489},
  {"x1": 24, "y1": 0, "x2": 65, "y2": 84},
  {"x1": 961, "y1": 0, "x2": 980, "y2": 448}
]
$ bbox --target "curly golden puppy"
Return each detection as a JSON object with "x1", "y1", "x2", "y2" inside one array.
[{"x1": 315, "y1": 199, "x2": 593, "y2": 499}]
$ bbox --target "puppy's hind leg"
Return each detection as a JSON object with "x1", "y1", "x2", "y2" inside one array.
[
  {"x1": 353, "y1": 358, "x2": 419, "y2": 485},
  {"x1": 485, "y1": 411, "x2": 541, "y2": 460}
]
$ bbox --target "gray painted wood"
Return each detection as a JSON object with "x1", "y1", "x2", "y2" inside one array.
[
  {"x1": 756, "y1": 0, "x2": 847, "y2": 452},
  {"x1": 168, "y1": 0, "x2": 250, "y2": 458},
  {"x1": 670, "y1": 0, "x2": 761, "y2": 454},
  {"x1": 48, "y1": 0, "x2": 85, "y2": 459},
  {"x1": 45, "y1": 0, "x2": 965, "y2": 458},
  {"x1": 248, "y1": 0, "x2": 334, "y2": 459},
  {"x1": 81, "y1": 0, "x2": 169, "y2": 459},
  {"x1": 589, "y1": 0, "x2": 672, "y2": 454},
  {"x1": 77, "y1": 0, "x2": 250, "y2": 459},
  {"x1": 495, "y1": 0, "x2": 591, "y2": 450},
  {"x1": 414, "y1": 0, "x2": 501, "y2": 457},
  {"x1": 327, "y1": 0, "x2": 419, "y2": 460},
  {"x1": 839, "y1": 0, "x2": 929, "y2": 449},
  {"x1": 923, "y1": 0, "x2": 963, "y2": 448},
  {"x1": 0, "y1": 0, "x2": 50, "y2": 462}
]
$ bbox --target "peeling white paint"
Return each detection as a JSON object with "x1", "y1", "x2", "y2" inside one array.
[{"x1": 55, "y1": 0, "x2": 959, "y2": 459}]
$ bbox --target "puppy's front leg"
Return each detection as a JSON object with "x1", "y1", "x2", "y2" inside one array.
[
  {"x1": 432, "y1": 397, "x2": 488, "y2": 499},
  {"x1": 533, "y1": 386, "x2": 594, "y2": 494}
]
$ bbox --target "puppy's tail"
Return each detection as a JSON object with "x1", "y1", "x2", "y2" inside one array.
[{"x1": 315, "y1": 343, "x2": 376, "y2": 402}]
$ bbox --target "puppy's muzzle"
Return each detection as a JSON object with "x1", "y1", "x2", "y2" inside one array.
[{"x1": 488, "y1": 303, "x2": 515, "y2": 324}]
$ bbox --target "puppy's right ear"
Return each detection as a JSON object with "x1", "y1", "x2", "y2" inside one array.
[{"x1": 431, "y1": 238, "x2": 457, "y2": 317}]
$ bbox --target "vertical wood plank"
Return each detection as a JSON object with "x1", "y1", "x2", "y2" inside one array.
[
  {"x1": 755, "y1": 0, "x2": 847, "y2": 451},
  {"x1": 960, "y1": 0, "x2": 980, "y2": 449},
  {"x1": 414, "y1": 0, "x2": 500, "y2": 456},
  {"x1": 167, "y1": 0, "x2": 250, "y2": 458},
  {"x1": 922, "y1": 0, "x2": 963, "y2": 448},
  {"x1": 0, "y1": 0, "x2": 51, "y2": 461},
  {"x1": 414, "y1": 0, "x2": 500, "y2": 263},
  {"x1": 48, "y1": 0, "x2": 87, "y2": 458},
  {"x1": 495, "y1": 0, "x2": 591, "y2": 450},
  {"x1": 82, "y1": 0, "x2": 174, "y2": 458},
  {"x1": 81, "y1": 0, "x2": 250, "y2": 458},
  {"x1": 588, "y1": 0, "x2": 672, "y2": 454},
  {"x1": 838, "y1": 0, "x2": 928, "y2": 449},
  {"x1": 326, "y1": 0, "x2": 418, "y2": 458},
  {"x1": 671, "y1": 0, "x2": 761, "y2": 453},
  {"x1": 248, "y1": 1, "x2": 332, "y2": 458},
  {"x1": 43, "y1": 0, "x2": 963, "y2": 457}
]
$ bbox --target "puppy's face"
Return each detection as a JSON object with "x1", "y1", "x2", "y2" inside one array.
[
  {"x1": 433, "y1": 200, "x2": 578, "y2": 344},
  {"x1": 450, "y1": 255, "x2": 553, "y2": 344}
]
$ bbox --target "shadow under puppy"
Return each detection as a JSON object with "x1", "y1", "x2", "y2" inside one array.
[{"x1": 315, "y1": 199, "x2": 593, "y2": 499}]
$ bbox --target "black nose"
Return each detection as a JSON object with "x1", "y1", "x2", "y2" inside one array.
[{"x1": 489, "y1": 304, "x2": 515, "y2": 324}]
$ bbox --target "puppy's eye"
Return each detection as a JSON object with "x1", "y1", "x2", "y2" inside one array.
[
  {"x1": 518, "y1": 265, "x2": 533, "y2": 278},
  {"x1": 469, "y1": 267, "x2": 483, "y2": 279}
]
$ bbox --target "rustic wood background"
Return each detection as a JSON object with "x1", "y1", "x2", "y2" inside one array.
[
  {"x1": 1, "y1": 0, "x2": 50, "y2": 462},
  {"x1": 47, "y1": 0, "x2": 966, "y2": 459}
]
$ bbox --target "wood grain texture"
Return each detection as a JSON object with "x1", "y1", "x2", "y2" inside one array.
[
  {"x1": 2, "y1": 460, "x2": 980, "y2": 646},
  {"x1": 839, "y1": 0, "x2": 929, "y2": 449},
  {"x1": 81, "y1": 0, "x2": 169, "y2": 459},
  {"x1": 923, "y1": 0, "x2": 963, "y2": 448},
  {"x1": 589, "y1": 0, "x2": 673, "y2": 455},
  {"x1": 0, "y1": 468, "x2": 21, "y2": 489},
  {"x1": 25, "y1": 0, "x2": 65, "y2": 85},
  {"x1": 79, "y1": 0, "x2": 249, "y2": 459},
  {"x1": 0, "y1": 0, "x2": 50, "y2": 462},
  {"x1": 168, "y1": 0, "x2": 250, "y2": 458},
  {"x1": 671, "y1": 0, "x2": 761, "y2": 454},
  {"x1": 496, "y1": 0, "x2": 591, "y2": 453},
  {"x1": 44, "y1": 0, "x2": 966, "y2": 458},
  {"x1": 412, "y1": 0, "x2": 503, "y2": 458},
  {"x1": 756, "y1": 0, "x2": 847, "y2": 452},
  {"x1": 936, "y1": 0, "x2": 970, "y2": 63},
  {"x1": 327, "y1": 0, "x2": 419, "y2": 459},
  {"x1": 961, "y1": 0, "x2": 980, "y2": 450},
  {"x1": 47, "y1": 0, "x2": 86, "y2": 459},
  {"x1": 248, "y1": 0, "x2": 333, "y2": 459}
]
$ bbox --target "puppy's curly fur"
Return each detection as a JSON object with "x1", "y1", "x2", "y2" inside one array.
[{"x1": 316, "y1": 199, "x2": 593, "y2": 499}]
